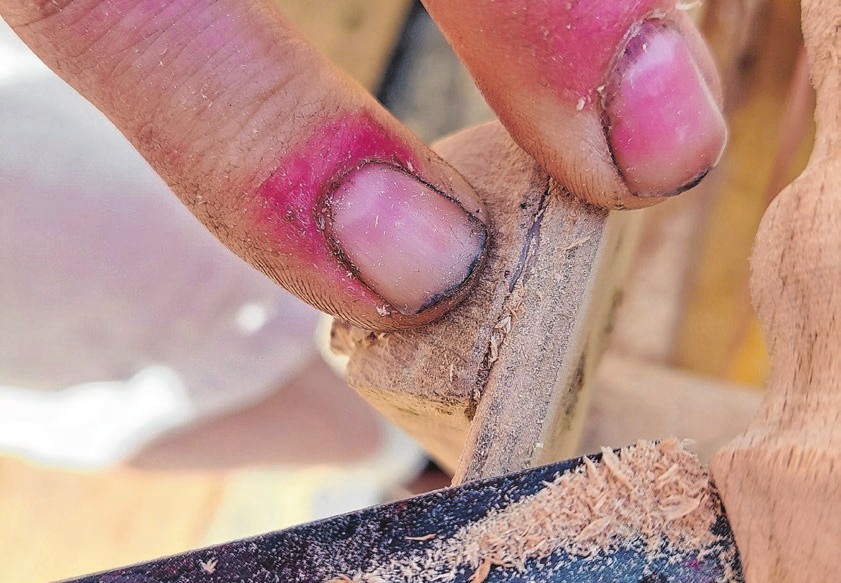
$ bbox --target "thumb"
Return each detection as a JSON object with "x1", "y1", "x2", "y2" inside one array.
[
  {"x1": 2, "y1": 0, "x2": 488, "y2": 330},
  {"x1": 424, "y1": 0, "x2": 728, "y2": 209}
]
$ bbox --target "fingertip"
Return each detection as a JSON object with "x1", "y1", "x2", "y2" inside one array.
[
  {"x1": 603, "y1": 18, "x2": 727, "y2": 199},
  {"x1": 251, "y1": 110, "x2": 489, "y2": 331},
  {"x1": 423, "y1": 0, "x2": 727, "y2": 210}
]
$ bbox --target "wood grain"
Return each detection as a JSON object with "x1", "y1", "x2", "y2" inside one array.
[
  {"x1": 582, "y1": 353, "x2": 762, "y2": 464},
  {"x1": 710, "y1": 0, "x2": 841, "y2": 580},
  {"x1": 332, "y1": 123, "x2": 640, "y2": 477}
]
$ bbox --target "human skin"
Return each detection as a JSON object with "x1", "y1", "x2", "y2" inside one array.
[
  {"x1": 0, "y1": 0, "x2": 726, "y2": 330},
  {"x1": 424, "y1": 0, "x2": 726, "y2": 205}
]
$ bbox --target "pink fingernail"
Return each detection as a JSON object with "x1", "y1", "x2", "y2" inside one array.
[
  {"x1": 605, "y1": 20, "x2": 727, "y2": 197},
  {"x1": 327, "y1": 164, "x2": 487, "y2": 315}
]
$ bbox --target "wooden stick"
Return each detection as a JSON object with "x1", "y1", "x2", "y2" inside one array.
[{"x1": 710, "y1": 1, "x2": 841, "y2": 580}]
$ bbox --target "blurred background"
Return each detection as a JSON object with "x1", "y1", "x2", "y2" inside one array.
[{"x1": 0, "y1": 0, "x2": 813, "y2": 581}]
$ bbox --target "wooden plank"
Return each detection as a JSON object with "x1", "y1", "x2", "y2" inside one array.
[{"x1": 581, "y1": 354, "x2": 761, "y2": 463}]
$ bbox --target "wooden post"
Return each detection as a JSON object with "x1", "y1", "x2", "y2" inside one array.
[{"x1": 711, "y1": 1, "x2": 841, "y2": 580}]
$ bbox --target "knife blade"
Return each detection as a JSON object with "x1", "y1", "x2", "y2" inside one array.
[{"x1": 61, "y1": 440, "x2": 743, "y2": 583}]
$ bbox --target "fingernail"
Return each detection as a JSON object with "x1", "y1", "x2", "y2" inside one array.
[
  {"x1": 327, "y1": 163, "x2": 487, "y2": 315},
  {"x1": 604, "y1": 21, "x2": 727, "y2": 197}
]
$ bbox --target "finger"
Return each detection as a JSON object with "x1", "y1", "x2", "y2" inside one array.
[
  {"x1": 423, "y1": 0, "x2": 728, "y2": 209},
  {"x1": 1, "y1": 0, "x2": 488, "y2": 330}
]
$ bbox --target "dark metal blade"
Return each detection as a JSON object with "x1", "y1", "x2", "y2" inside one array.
[{"x1": 59, "y1": 448, "x2": 744, "y2": 583}]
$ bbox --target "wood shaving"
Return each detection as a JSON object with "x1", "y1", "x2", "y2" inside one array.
[
  {"x1": 327, "y1": 576, "x2": 386, "y2": 583},
  {"x1": 199, "y1": 558, "x2": 217, "y2": 574},
  {"x1": 326, "y1": 439, "x2": 723, "y2": 583},
  {"x1": 574, "y1": 516, "x2": 612, "y2": 541}
]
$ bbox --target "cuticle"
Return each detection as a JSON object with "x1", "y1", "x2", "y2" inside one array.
[
  {"x1": 599, "y1": 13, "x2": 680, "y2": 198},
  {"x1": 636, "y1": 167, "x2": 712, "y2": 199},
  {"x1": 413, "y1": 224, "x2": 488, "y2": 314},
  {"x1": 600, "y1": 13, "x2": 674, "y2": 101}
]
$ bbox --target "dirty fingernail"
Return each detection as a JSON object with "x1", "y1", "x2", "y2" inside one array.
[
  {"x1": 605, "y1": 21, "x2": 727, "y2": 197},
  {"x1": 327, "y1": 164, "x2": 487, "y2": 315}
]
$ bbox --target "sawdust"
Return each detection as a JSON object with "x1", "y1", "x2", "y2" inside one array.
[{"x1": 327, "y1": 439, "x2": 721, "y2": 582}]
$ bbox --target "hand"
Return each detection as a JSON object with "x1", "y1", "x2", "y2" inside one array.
[{"x1": 0, "y1": 0, "x2": 726, "y2": 330}]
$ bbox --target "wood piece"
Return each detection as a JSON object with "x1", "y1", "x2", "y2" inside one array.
[
  {"x1": 710, "y1": 1, "x2": 841, "y2": 580},
  {"x1": 581, "y1": 353, "x2": 762, "y2": 463},
  {"x1": 331, "y1": 122, "x2": 639, "y2": 476},
  {"x1": 0, "y1": 456, "x2": 224, "y2": 582},
  {"x1": 336, "y1": 440, "x2": 728, "y2": 583},
  {"x1": 607, "y1": 195, "x2": 704, "y2": 363},
  {"x1": 675, "y1": 0, "x2": 811, "y2": 382},
  {"x1": 700, "y1": 0, "x2": 772, "y2": 107}
]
